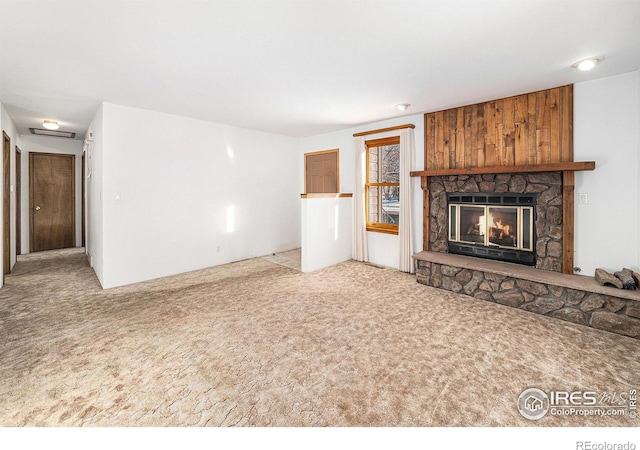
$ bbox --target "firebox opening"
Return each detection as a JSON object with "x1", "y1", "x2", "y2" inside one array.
[{"x1": 447, "y1": 193, "x2": 536, "y2": 266}]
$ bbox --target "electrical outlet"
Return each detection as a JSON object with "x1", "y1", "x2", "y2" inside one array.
[{"x1": 579, "y1": 193, "x2": 588, "y2": 204}]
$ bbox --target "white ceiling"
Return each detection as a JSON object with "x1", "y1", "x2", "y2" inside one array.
[{"x1": 1, "y1": 0, "x2": 639, "y2": 139}]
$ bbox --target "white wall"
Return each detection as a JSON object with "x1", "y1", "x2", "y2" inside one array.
[
  {"x1": 17, "y1": 134, "x2": 84, "y2": 254},
  {"x1": 301, "y1": 196, "x2": 352, "y2": 272},
  {"x1": 300, "y1": 114, "x2": 424, "y2": 270},
  {"x1": 574, "y1": 70, "x2": 639, "y2": 274},
  {"x1": 98, "y1": 103, "x2": 300, "y2": 288}
]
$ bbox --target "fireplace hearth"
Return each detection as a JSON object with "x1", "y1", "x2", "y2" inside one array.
[{"x1": 448, "y1": 193, "x2": 536, "y2": 265}]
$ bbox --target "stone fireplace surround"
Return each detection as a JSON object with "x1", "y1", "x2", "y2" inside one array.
[{"x1": 428, "y1": 172, "x2": 563, "y2": 272}]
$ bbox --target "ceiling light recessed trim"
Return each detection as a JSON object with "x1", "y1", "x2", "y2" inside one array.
[
  {"x1": 395, "y1": 103, "x2": 411, "y2": 112},
  {"x1": 42, "y1": 120, "x2": 60, "y2": 130},
  {"x1": 572, "y1": 57, "x2": 602, "y2": 71}
]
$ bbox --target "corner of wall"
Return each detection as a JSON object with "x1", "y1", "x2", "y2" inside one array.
[{"x1": 86, "y1": 103, "x2": 105, "y2": 287}]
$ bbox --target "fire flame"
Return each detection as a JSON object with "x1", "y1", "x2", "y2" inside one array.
[{"x1": 488, "y1": 213, "x2": 511, "y2": 237}]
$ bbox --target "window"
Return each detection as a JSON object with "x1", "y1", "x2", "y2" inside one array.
[{"x1": 365, "y1": 136, "x2": 400, "y2": 234}]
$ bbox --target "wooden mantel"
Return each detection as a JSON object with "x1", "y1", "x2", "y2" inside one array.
[{"x1": 410, "y1": 161, "x2": 595, "y2": 178}]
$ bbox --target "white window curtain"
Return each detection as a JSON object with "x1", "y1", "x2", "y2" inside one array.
[
  {"x1": 398, "y1": 128, "x2": 415, "y2": 273},
  {"x1": 353, "y1": 136, "x2": 368, "y2": 262}
]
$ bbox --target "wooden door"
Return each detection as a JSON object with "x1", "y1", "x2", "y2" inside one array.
[
  {"x1": 15, "y1": 148, "x2": 21, "y2": 255},
  {"x1": 29, "y1": 153, "x2": 75, "y2": 252},
  {"x1": 304, "y1": 149, "x2": 339, "y2": 193},
  {"x1": 3, "y1": 132, "x2": 10, "y2": 275}
]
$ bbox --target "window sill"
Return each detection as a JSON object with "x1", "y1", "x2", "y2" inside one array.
[
  {"x1": 300, "y1": 193, "x2": 353, "y2": 198},
  {"x1": 366, "y1": 226, "x2": 399, "y2": 235}
]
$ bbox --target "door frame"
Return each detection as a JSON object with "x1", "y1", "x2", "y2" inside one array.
[
  {"x1": 29, "y1": 152, "x2": 76, "y2": 253},
  {"x1": 81, "y1": 153, "x2": 85, "y2": 247},
  {"x1": 15, "y1": 147, "x2": 21, "y2": 256},
  {"x1": 3, "y1": 132, "x2": 11, "y2": 277}
]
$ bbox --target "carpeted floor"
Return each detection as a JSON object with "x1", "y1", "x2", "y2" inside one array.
[{"x1": 0, "y1": 248, "x2": 638, "y2": 427}]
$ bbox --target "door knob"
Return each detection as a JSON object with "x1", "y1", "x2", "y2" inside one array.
[{"x1": 35, "y1": 206, "x2": 41, "y2": 211}]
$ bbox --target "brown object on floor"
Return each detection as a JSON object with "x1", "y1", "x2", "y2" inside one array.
[
  {"x1": 615, "y1": 268, "x2": 637, "y2": 290},
  {"x1": 594, "y1": 268, "x2": 623, "y2": 288}
]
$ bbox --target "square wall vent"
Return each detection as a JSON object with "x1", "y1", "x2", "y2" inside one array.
[{"x1": 29, "y1": 128, "x2": 76, "y2": 138}]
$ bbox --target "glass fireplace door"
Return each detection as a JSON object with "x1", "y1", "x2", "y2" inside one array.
[
  {"x1": 450, "y1": 204, "x2": 534, "y2": 251},
  {"x1": 447, "y1": 192, "x2": 536, "y2": 266},
  {"x1": 457, "y1": 205, "x2": 486, "y2": 244}
]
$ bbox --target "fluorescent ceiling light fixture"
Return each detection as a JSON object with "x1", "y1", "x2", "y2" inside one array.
[
  {"x1": 30, "y1": 128, "x2": 76, "y2": 138},
  {"x1": 572, "y1": 57, "x2": 601, "y2": 71},
  {"x1": 42, "y1": 120, "x2": 60, "y2": 130},
  {"x1": 395, "y1": 103, "x2": 411, "y2": 112}
]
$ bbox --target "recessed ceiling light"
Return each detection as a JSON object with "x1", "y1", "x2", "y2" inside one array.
[
  {"x1": 42, "y1": 120, "x2": 60, "y2": 130},
  {"x1": 395, "y1": 103, "x2": 411, "y2": 112},
  {"x1": 572, "y1": 57, "x2": 602, "y2": 71}
]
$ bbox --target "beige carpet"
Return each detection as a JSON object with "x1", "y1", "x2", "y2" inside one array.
[{"x1": 0, "y1": 248, "x2": 638, "y2": 427}]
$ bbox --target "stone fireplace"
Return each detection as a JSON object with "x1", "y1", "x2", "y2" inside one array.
[{"x1": 429, "y1": 172, "x2": 563, "y2": 272}]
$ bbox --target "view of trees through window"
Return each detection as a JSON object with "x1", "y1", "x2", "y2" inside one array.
[{"x1": 366, "y1": 137, "x2": 400, "y2": 233}]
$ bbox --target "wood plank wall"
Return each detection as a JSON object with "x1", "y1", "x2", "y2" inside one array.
[
  {"x1": 425, "y1": 85, "x2": 573, "y2": 170},
  {"x1": 422, "y1": 85, "x2": 576, "y2": 273}
]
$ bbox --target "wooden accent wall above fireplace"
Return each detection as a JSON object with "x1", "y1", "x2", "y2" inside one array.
[{"x1": 424, "y1": 85, "x2": 573, "y2": 170}]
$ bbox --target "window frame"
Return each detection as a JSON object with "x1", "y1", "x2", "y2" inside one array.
[{"x1": 365, "y1": 136, "x2": 400, "y2": 235}]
